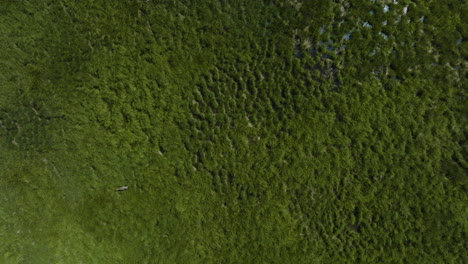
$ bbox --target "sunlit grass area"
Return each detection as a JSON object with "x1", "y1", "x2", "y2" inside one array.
[{"x1": 1, "y1": 0, "x2": 466, "y2": 263}]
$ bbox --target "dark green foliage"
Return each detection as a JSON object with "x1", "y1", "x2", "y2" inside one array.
[{"x1": 0, "y1": 0, "x2": 466, "y2": 263}]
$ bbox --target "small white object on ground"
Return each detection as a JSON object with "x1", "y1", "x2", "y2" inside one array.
[{"x1": 115, "y1": 186, "x2": 128, "y2": 191}]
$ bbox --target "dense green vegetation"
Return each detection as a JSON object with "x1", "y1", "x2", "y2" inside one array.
[{"x1": 1, "y1": 0, "x2": 466, "y2": 263}]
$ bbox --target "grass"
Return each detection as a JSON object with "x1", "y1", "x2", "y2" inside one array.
[{"x1": 0, "y1": 0, "x2": 466, "y2": 263}]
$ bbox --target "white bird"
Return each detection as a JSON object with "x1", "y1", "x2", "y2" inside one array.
[{"x1": 115, "y1": 186, "x2": 128, "y2": 191}]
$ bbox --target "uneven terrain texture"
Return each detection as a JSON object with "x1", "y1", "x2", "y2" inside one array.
[{"x1": 0, "y1": 0, "x2": 466, "y2": 263}]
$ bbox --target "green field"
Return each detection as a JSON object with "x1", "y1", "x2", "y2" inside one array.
[{"x1": 1, "y1": 0, "x2": 466, "y2": 263}]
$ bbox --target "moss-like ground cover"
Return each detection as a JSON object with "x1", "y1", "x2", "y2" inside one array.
[{"x1": 1, "y1": 0, "x2": 466, "y2": 263}]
